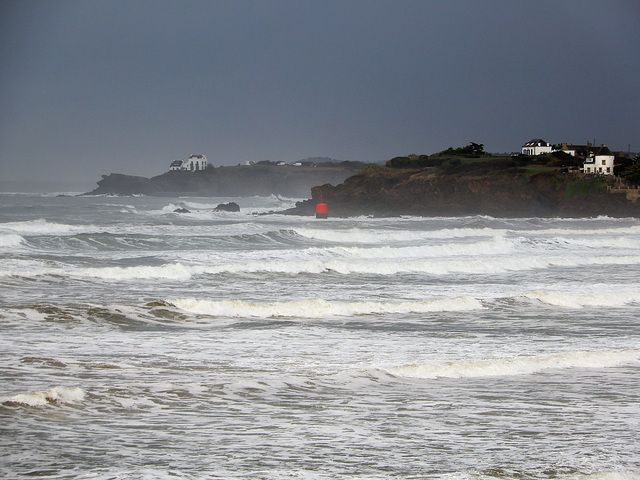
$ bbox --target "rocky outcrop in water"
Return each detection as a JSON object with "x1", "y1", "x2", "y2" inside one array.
[{"x1": 214, "y1": 202, "x2": 240, "y2": 212}]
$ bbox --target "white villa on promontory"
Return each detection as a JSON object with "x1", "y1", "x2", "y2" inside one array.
[
  {"x1": 521, "y1": 139, "x2": 617, "y2": 175},
  {"x1": 169, "y1": 154, "x2": 208, "y2": 171}
]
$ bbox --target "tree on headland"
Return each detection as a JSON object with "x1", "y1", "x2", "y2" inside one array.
[
  {"x1": 619, "y1": 161, "x2": 640, "y2": 185},
  {"x1": 386, "y1": 154, "x2": 431, "y2": 168},
  {"x1": 435, "y1": 142, "x2": 486, "y2": 157}
]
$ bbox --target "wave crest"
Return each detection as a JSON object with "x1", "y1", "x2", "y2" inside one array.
[
  {"x1": 522, "y1": 290, "x2": 640, "y2": 308},
  {"x1": 382, "y1": 350, "x2": 640, "y2": 379},
  {"x1": 169, "y1": 296, "x2": 483, "y2": 318},
  {"x1": 1, "y1": 387, "x2": 85, "y2": 407},
  {"x1": 0, "y1": 233, "x2": 24, "y2": 248}
]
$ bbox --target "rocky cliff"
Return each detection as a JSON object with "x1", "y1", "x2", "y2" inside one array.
[
  {"x1": 84, "y1": 162, "x2": 369, "y2": 197},
  {"x1": 285, "y1": 156, "x2": 640, "y2": 218}
]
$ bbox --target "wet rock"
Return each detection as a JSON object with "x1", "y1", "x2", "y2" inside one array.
[{"x1": 214, "y1": 202, "x2": 240, "y2": 212}]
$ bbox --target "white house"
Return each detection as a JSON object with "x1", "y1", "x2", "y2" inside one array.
[
  {"x1": 521, "y1": 139, "x2": 553, "y2": 155},
  {"x1": 185, "y1": 154, "x2": 207, "y2": 171},
  {"x1": 169, "y1": 154, "x2": 208, "y2": 171},
  {"x1": 583, "y1": 145, "x2": 615, "y2": 175}
]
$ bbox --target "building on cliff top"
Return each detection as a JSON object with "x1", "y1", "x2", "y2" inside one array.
[
  {"x1": 169, "y1": 154, "x2": 208, "y2": 172},
  {"x1": 521, "y1": 139, "x2": 553, "y2": 155},
  {"x1": 521, "y1": 139, "x2": 621, "y2": 176},
  {"x1": 583, "y1": 145, "x2": 615, "y2": 175}
]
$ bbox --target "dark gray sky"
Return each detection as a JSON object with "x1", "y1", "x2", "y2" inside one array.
[{"x1": 1, "y1": 0, "x2": 639, "y2": 191}]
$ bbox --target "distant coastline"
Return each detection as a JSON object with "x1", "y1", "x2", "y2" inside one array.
[
  {"x1": 83, "y1": 153, "x2": 640, "y2": 218},
  {"x1": 83, "y1": 161, "x2": 371, "y2": 199}
]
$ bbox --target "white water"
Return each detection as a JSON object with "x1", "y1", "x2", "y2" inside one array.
[{"x1": 1, "y1": 193, "x2": 639, "y2": 479}]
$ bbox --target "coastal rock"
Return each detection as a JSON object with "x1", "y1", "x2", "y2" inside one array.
[{"x1": 214, "y1": 202, "x2": 240, "y2": 212}]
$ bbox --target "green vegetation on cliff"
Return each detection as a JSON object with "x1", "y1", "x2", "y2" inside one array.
[{"x1": 287, "y1": 150, "x2": 639, "y2": 218}]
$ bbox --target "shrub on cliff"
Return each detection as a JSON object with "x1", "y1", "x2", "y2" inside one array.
[
  {"x1": 619, "y1": 161, "x2": 640, "y2": 185},
  {"x1": 386, "y1": 155, "x2": 431, "y2": 169},
  {"x1": 433, "y1": 142, "x2": 486, "y2": 157}
]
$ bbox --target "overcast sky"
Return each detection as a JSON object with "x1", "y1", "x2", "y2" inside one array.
[{"x1": 1, "y1": 0, "x2": 639, "y2": 191}]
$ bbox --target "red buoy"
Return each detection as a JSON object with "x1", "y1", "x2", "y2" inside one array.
[{"x1": 316, "y1": 195, "x2": 328, "y2": 219}]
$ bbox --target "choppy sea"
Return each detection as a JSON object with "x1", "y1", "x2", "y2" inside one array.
[{"x1": 1, "y1": 193, "x2": 639, "y2": 480}]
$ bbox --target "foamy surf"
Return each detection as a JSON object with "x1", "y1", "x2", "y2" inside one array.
[
  {"x1": 1, "y1": 387, "x2": 85, "y2": 407},
  {"x1": 0, "y1": 233, "x2": 24, "y2": 248},
  {"x1": 382, "y1": 350, "x2": 640, "y2": 379},
  {"x1": 169, "y1": 296, "x2": 484, "y2": 318},
  {"x1": 0, "y1": 219, "x2": 88, "y2": 236},
  {"x1": 522, "y1": 290, "x2": 640, "y2": 308}
]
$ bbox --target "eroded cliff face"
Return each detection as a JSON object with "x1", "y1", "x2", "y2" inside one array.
[{"x1": 287, "y1": 163, "x2": 639, "y2": 218}]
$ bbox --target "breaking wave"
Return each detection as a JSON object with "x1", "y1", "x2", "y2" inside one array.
[
  {"x1": 0, "y1": 219, "x2": 88, "y2": 236},
  {"x1": 521, "y1": 289, "x2": 640, "y2": 308},
  {"x1": 293, "y1": 224, "x2": 640, "y2": 245},
  {"x1": 0, "y1": 233, "x2": 24, "y2": 248},
  {"x1": 3, "y1": 252, "x2": 640, "y2": 280},
  {"x1": 1, "y1": 386, "x2": 85, "y2": 407},
  {"x1": 169, "y1": 297, "x2": 483, "y2": 318},
  {"x1": 382, "y1": 350, "x2": 640, "y2": 379}
]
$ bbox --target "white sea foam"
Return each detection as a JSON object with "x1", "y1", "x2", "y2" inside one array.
[
  {"x1": 1, "y1": 386, "x2": 85, "y2": 407},
  {"x1": 294, "y1": 226, "x2": 506, "y2": 244},
  {"x1": 571, "y1": 473, "x2": 640, "y2": 480},
  {"x1": 522, "y1": 289, "x2": 640, "y2": 308},
  {"x1": 169, "y1": 296, "x2": 483, "y2": 318},
  {"x1": 79, "y1": 263, "x2": 197, "y2": 281},
  {"x1": 0, "y1": 219, "x2": 87, "y2": 236},
  {"x1": 294, "y1": 224, "x2": 640, "y2": 245},
  {"x1": 0, "y1": 233, "x2": 24, "y2": 248},
  {"x1": 4, "y1": 250, "x2": 640, "y2": 281},
  {"x1": 332, "y1": 235, "x2": 518, "y2": 259},
  {"x1": 382, "y1": 350, "x2": 640, "y2": 379}
]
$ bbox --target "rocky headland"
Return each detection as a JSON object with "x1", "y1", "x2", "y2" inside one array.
[
  {"x1": 285, "y1": 154, "x2": 640, "y2": 218},
  {"x1": 84, "y1": 153, "x2": 640, "y2": 218},
  {"x1": 84, "y1": 161, "x2": 370, "y2": 198}
]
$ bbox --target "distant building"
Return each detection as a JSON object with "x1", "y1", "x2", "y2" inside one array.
[
  {"x1": 521, "y1": 139, "x2": 553, "y2": 155},
  {"x1": 169, "y1": 154, "x2": 208, "y2": 172},
  {"x1": 557, "y1": 142, "x2": 592, "y2": 158},
  {"x1": 169, "y1": 160, "x2": 184, "y2": 171},
  {"x1": 583, "y1": 145, "x2": 615, "y2": 175}
]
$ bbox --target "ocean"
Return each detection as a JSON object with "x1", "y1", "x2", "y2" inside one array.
[{"x1": 1, "y1": 193, "x2": 639, "y2": 480}]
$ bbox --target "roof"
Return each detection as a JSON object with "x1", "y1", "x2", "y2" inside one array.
[
  {"x1": 170, "y1": 160, "x2": 183, "y2": 167},
  {"x1": 522, "y1": 139, "x2": 550, "y2": 147},
  {"x1": 594, "y1": 145, "x2": 613, "y2": 156}
]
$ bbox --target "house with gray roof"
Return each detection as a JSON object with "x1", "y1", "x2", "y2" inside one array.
[{"x1": 521, "y1": 139, "x2": 553, "y2": 155}]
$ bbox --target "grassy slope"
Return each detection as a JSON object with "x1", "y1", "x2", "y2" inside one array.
[{"x1": 301, "y1": 155, "x2": 638, "y2": 217}]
